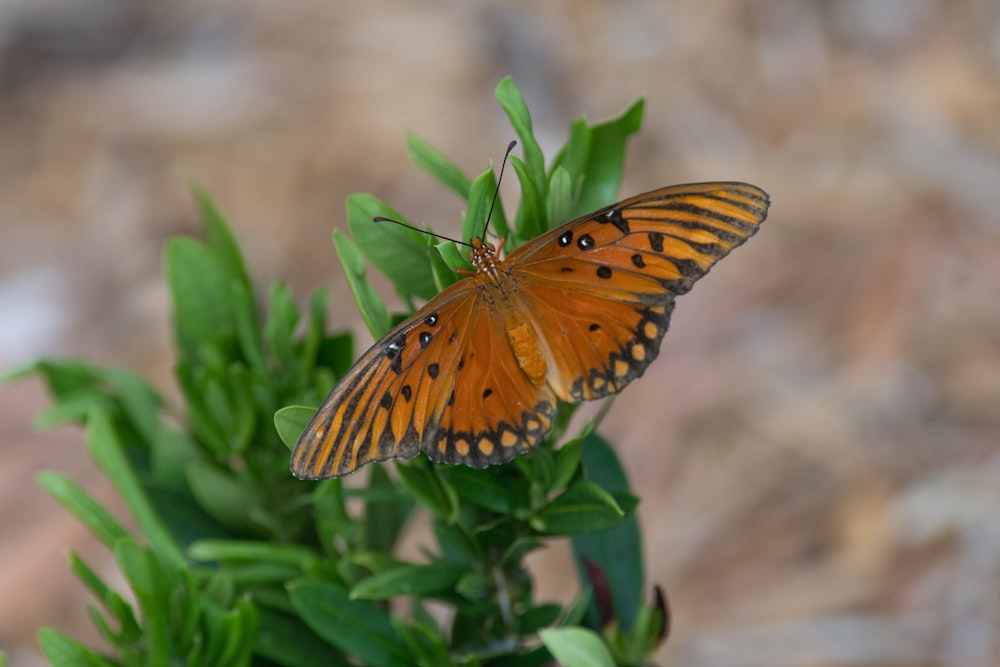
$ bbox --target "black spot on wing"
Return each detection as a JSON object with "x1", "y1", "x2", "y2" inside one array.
[
  {"x1": 648, "y1": 232, "x2": 664, "y2": 252},
  {"x1": 600, "y1": 208, "x2": 630, "y2": 234}
]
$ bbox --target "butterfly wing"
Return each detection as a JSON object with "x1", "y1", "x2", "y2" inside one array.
[
  {"x1": 291, "y1": 282, "x2": 474, "y2": 479},
  {"x1": 425, "y1": 298, "x2": 557, "y2": 469},
  {"x1": 291, "y1": 275, "x2": 557, "y2": 479},
  {"x1": 507, "y1": 181, "x2": 769, "y2": 403}
]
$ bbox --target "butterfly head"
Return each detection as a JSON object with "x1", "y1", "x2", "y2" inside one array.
[{"x1": 469, "y1": 236, "x2": 505, "y2": 277}]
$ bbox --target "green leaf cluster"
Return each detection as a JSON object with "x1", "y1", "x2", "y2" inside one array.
[{"x1": 13, "y1": 77, "x2": 665, "y2": 667}]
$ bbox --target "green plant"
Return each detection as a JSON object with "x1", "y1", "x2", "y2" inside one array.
[{"x1": 12, "y1": 77, "x2": 666, "y2": 667}]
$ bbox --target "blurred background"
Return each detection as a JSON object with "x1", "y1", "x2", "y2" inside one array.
[{"x1": 2, "y1": 0, "x2": 999, "y2": 665}]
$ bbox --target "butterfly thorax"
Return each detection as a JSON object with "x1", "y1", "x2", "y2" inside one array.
[{"x1": 469, "y1": 237, "x2": 548, "y2": 387}]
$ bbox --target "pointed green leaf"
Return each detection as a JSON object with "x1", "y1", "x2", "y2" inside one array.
[
  {"x1": 572, "y1": 432, "x2": 643, "y2": 630},
  {"x1": 186, "y1": 461, "x2": 256, "y2": 532},
  {"x1": 463, "y1": 164, "x2": 509, "y2": 243},
  {"x1": 194, "y1": 187, "x2": 254, "y2": 298},
  {"x1": 395, "y1": 459, "x2": 459, "y2": 522},
  {"x1": 365, "y1": 464, "x2": 412, "y2": 554},
  {"x1": 37, "y1": 628, "x2": 116, "y2": 667},
  {"x1": 549, "y1": 118, "x2": 593, "y2": 195},
  {"x1": 37, "y1": 473, "x2": 130, "y2": 549},
  {"x1": 256, "y1": 607, "x2": 346, "y2": 667},
  {"x1": 86, "y1": 409, "x2": 184, "y2": 569},
  {"x1": 509, "y1": 155, "x2": 546, "y2": 244},
  {"x1": 571, "y1": 99, "x2": 645, "y2": 217},
  {"x1": 164, "y1": 237, "x2": 235, "y2": 359},
  {"x1": 495, "y1": 77, "x2": 546, "y2": 206},
  {"x1": 351, "y1": 562, "x2": 465, "y2": 600},
  {"x1": 274, "y1": 405, "x2": 315, "y2": 451},
  {"x1": 406, "y1": 129, "x2": 471, "y2": 199},
  {"x1": 332, "y1": 229, "x2": 391, "y2": 338},
  {"x1": 535, "y1": 481, "x2": 624, "y2": 535},
  {"x1": 539, "y1": 627, "x2": 615, "y2": 667},
  {"x1": 288, "y1": 578, "x2": 410, "y2": 667},
  {"x1": 347, "y1": 193, "x2": 437, "y2": 301},
  {"x1": 547, "y1": 165, "x2": 574, "y2": 228}
]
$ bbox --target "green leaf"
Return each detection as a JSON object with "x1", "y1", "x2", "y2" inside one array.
[
  {"x1": 351, "y1": 561, "x2": 465, "y2": 600},
  {"x1": 435, "y1": 467, "x2": 523, "y2": 514},
  {"x1": 194, "y1": 187, "x2": 254, "y2": 299},
  {"x1": 549, "y1": 118, "x2": 593, "y2": 197},
  {"x1": 186, "y1": 461, "x2": 257, "y2": 533},
  {"x1": 38, "y1": 628, "x2": 116, "y2": 667},
  {"x1": 86, "y1": 409, "x2": 184, "y2": 570},
  {"x1": 547, "y1": 165, "x2": 574, "y2": 228},
  {"x1": 571, "y1": 99, "x2": 645, "y2": 217},
  {"x1": 263, "y1": 281, "x2": 301, "y2": 373},
  {"x1": 462, "y1": 162, "x2": 509, "y2": 243},
  {"x1": 517, "y1": 603, "x2": 561, "y2": 634},
  {"x1": 7, "y1": 358, "x2": 94, "y2": 397},
  {"x1": 288, "y1": 578, "x2": 410, "y2": 667},
  {"x1": 347, "y1": 193, "x2": 438, "y2": 301},
  {"x1": 435, "y1": 241, "x2": 471, "y2": 276},
  {"x1": 256, "y1": 607, "x2": 346, "y2": 667},
  {"x1": 230, "y1": 269, "x2": 268, "y2": 378},
  {"x1": 509, "y1": 155, "x2": 546, "y2": 244},
  {"x1": 406, "y1": 129, "x2": 471, "y2": 199},
  {"x1": 365, "y1": 464, "x2": 412, "y2": 554},
  {"x1": 539, "y1": 627, "x2": 615, "y2": 667},
  {"x1": 495, "y1": 77, "x2": 546, "y2": 218},
  {"x1": 535, "y1": 481, "x2": 624, "y2": 535},
  {"x1": 164, "y1": 237, "x2": 235, "y2": 360},
  {"x1": 550, "y1": 430, "x2": 587, "y2": 492},
  {"x1": 114, "y1": 539, "x2": 171, "y2": 665},
  {"x1": 274, "y1": 405, "x2": 315, "y2": 451},
  {"x1": 313, "y1": 479, "x2": 354, "y2": 559},
  {"x1": 297, "y1": 287, "x2": 331, "y2": 390},
  {"x1": 37, "y1": 473, "x2": 130, "y2": 550},
  {"x1": 572, "y1": 432, "x2": 644, "y2": 631},
  {"x1": 332, "y1": 229, "x2": 391, "y2": 338},
  {"x1": 33, "y1": 391, "x2": 114, "y2": 428},
  {"x1": 395, "y1": 459, "x2": 459, "y2": 522}
]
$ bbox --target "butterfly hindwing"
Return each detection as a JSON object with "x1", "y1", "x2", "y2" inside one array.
[
  {"x1": 425, "y1": 302, "x2": 557, "y2": 467},
  {"x1": 510, "y1": 182, "x2": 769, "y2": 403}
]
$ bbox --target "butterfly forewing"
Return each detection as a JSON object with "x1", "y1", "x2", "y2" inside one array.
[{"x1": 509, "y1": 181, "x2": 768, "y2": 402}]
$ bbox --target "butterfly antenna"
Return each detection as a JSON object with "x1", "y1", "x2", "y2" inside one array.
[
  {"x1": 372, "y1": 216, "x2": 473, "y2": 249},
  {"x1": 482, "y1": 140, "x2": 517, "y2": 239}
]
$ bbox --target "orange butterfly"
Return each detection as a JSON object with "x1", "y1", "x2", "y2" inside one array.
[{"x1": 292, "y1": 182, "x2": 769, "y2": 479}]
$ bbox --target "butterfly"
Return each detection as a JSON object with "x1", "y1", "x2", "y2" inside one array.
[{"x1": 291, "y1": 182, "x2": 769, "y2": 479}]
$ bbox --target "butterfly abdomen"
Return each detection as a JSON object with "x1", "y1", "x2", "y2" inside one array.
[{"x1": 505, "y1": 320, "x2": 547, "y2": 386}]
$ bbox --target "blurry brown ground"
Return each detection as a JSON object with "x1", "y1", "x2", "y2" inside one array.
[{"x1": 2, "y1": 1, "x2": 1000, "y2": 665}]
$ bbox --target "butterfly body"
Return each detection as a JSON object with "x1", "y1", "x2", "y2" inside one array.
[{"x1": 292, "y1": 182, "x2": 770, "y2": 479}]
